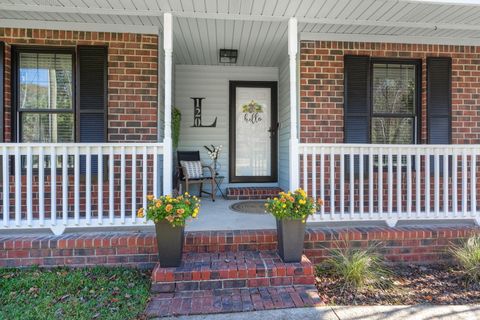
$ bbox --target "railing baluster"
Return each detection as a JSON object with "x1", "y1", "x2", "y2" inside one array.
[
  {"x1": 349, "y1": 147, "x2": 354, "y2": 218},
  {"x1": 359, "y1": 148, "x2": 364, "y2": 218},
  {"x1": 26, "y1": 146, "x2": 33, "y2": 226},
  {"x1": 74, "y1": 148, "x2": 80, "y2": 225},
  {"x1": 50, "y1": 147, "x2": 57, "y2": 226},
  {"x1": 415, "y1": 150, "x2": 421, "y2": 217},
  {"x1": 320, "y1": 148, "x2": 325, "y2": 217},
  {"x1": 434, "y1": 149, "x2": 440, "y2": 217},
  {"x1": 14, "y1": 146, "x2": 21, "y2": 226},
  {"x1": 471, "y1": 152, "x2": 477, "y2": 217},
  {"x1": 387, "y1": 150, "x2": 393, "y2": 217},
  {"x1": 109, "y1": 147, "x2": 114, "y2": 224},
  {"x1": 425, "y1": 153, "x2": 430, "y2": 217},
  {"x1": 131, "y1": 148, "x2": 137, "y2": 223},
  {"x1": 462, "y1": 150, "x2": 468, "y2": 217},
  {"x1": 120, "y1": 146, "x2": 126, "y2": 224},
  {"x1": 142, "y1": 146, "x2": 147, "y2": 214},
  {"x1": 62, "y1": 147, "x2": 68, "y2": 226},
  {"x1": 98, "y1": 147, "x2": 103, "y2": 225},
  {"x1": 2, "y1": 147, "x2": 9, "y2": 228},
  {"x1": 330, "y1": 150, "x2": 335, "y2": 218},
  {"x1": 153, "y1": 146, "x2": 158, "y2": 197},
  {"x1": 303, "y1": 147, "x2": 308, "y2": 195},
  {"x1": 443, "y1": 151, "x2": 449, "y2": 217},
  {"x1": 396, "y1": 151, "x2": 402, "y2": 217},
  {"x1": 378, "y1": 149, "x2": 383, "y2": 216},
  {"x1": 406, "y1": 151, "x2": 412, "y2": 218},
  {"x1": 452, "y1": 152, "x2": 458, "y2": 217},
  {"x1": 86, "y1": 146, "x2": 91, "y2": 225},
  {"x1": 39, "y1": 147, "x2": 45, "y2": 226},
  {"x1": 340, "y1": 149, "x2": 345, "y2": 219},
  {"x1": 312, "y1": 148, "x2": 317, "y2": 201},
  {"x1": 369, "y1": 148, "x2": 374, "y2": 219}
]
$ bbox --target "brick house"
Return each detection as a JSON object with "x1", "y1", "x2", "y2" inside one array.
[{"x1": 1, "y1": 0, "x2": 480, "y2": 269}]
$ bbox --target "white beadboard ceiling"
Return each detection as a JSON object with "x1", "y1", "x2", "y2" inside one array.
[{"x1": 1, "y1": 0, "x2": 480, "y2": 65}]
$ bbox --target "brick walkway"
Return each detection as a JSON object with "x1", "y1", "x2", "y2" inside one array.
[{"x1": 145, "y1": 285, "x2": 322, "y2": 317}]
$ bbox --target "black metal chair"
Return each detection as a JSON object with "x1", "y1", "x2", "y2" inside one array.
[{"x1": 177, "y1": 151, "x2": 215, "y2": 201}]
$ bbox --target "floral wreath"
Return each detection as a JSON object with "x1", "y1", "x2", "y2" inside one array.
[{"x1": 241, "y1": 100, "x2": 263, "y2": 113}]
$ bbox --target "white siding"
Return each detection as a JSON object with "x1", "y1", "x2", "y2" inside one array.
[
  {"x1": 174, "y1": 64, "x2": 279, "y2": 189},
  {"x1": 278, "y1": 48, "x2": 290, "y2": 191}
]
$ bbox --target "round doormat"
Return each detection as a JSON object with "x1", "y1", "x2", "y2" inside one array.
[{"x1": 229, "y1": 201, "x2": 267, "y2": 214}]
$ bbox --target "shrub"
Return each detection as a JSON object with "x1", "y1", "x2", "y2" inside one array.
[
  {"x1": 318, "y1": 246, "x2": 392, "y2": 290},
  {"x1": 264, "y1": 189, "x2": 321, "y2": 221},
  {"x1": 137, "y1": 193, "x2": 200, "y2": 227},
  {"x1": 450, "y1": 235, "x2": 480, "y2": 283}
]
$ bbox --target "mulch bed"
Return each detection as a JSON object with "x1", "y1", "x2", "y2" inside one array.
[{"x1": 316, "y1": 264, "x2": 480, "y2": 305}]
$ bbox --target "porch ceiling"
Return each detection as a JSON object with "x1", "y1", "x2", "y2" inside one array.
[{"x1": 1, "y1": 0, "x2": 480, "y2": 48}]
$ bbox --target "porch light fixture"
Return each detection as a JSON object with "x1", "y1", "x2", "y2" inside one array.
[{"x1": 219, "y1": 49, "x2": 238, "y2": 64}]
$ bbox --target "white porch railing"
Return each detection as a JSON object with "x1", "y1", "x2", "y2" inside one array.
[
  {"x1": 0, "y1": 143, "x2": 163, "y2": 235},
  {"x1": 299, "y1": 143, "x2": 480, "y2": 226}
]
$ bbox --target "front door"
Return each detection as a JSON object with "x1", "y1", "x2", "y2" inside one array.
[{"x1": 229, "y1": 81, "x2": 278, "y2": 183}]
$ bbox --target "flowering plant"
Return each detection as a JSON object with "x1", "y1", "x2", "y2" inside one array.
[
  {"x1": 265, "y1": 189, "x2": 322, "y2": 223},
  {"x1": 137, "y1": 192, "x2": 200, "y2": 227},
  {"x1": 204, "y1": 144, "x2": 222, "y2": 161}
]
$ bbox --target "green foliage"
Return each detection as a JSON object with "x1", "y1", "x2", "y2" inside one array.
[
  {"x1": 450, "y1": 235, "x2": 480, "y2": 284},
  {"x1": 139, "y1": 193, "x2": 200, "y2": 227},
  {"x1": 264, "y1": 189, "x2": 319, "y2": 221},
  {"x1": 0, "y1": 266, "x2": 150, "y2": 320},
  {"x1": 318, "y1": 245, "x2": 392, "y2": 290},
  {"x1": 172, "y1": 107, "x2": 181, "y2": 148}
]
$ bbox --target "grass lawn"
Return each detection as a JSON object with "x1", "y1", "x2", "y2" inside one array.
[{"x1": 0, "y1": 266, "x2": 150, "y2": 320}]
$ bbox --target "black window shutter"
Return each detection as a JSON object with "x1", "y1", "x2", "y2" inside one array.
[
  {"x1": 0, "y1": 41, "x2": 4, "y2": 143},
  {"x1": 78, "y1": 46, "x2": 107, "y2": 174},
  {"x1": 427, "y1": 57, "x2": 452, "y2": 144},
  {"x1": 344, "y1": 55, "x2": 370, "y2": 176}
]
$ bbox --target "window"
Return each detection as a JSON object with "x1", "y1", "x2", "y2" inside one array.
[
  {"x1": 371, "y1": 62, "x2": 418, "y2": 144},
  {"x1": 16, "y1": 50, "x2": 75, "y2": 142}
]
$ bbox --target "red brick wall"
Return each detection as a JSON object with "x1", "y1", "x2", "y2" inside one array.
[
  {"x1": 300, "y1": 41, "x2": 480, "y2": 144},
  {"x1": 0, "y1": 28, "x2": 159, "y2": 142}
]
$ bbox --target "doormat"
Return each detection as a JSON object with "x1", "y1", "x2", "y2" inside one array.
[{"x1": 229, "y1": 201, "x2": 268, "y2": 214}]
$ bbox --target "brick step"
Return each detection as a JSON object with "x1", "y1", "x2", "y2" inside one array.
[
  {"x1": 145, "y1": 285, "x2": 323, "y2": 318},
  {"x1": 226, "y1": 187, "x2": 283, "y2": 200},
  {"x1": 151, "y1": 251, "x2": 314, "y2": 293}
]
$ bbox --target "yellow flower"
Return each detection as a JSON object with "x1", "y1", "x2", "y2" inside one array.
[
  {"x1": 165, "y1": 204, "x2": 173, "y2": 212},
  {"x1": 282, "y1": 204, "x2": 287, "y2": 208},
  {"x1": 155, "y1": 200, "x2": 162, "y2": 208},
  {"x1": 137, "y1": 208, "x2": 144, "y2": 218},
  {"x1": 185, "y1": 192, "x2": 190, "y2": 196},
  {"x1": 147, "y1": 195, "x2": 154, "y2": 201},
  {"x1": 192, "y1": 208, "x2": 199, "y2": 218},
  {"x1": 299, "y1": 199, "x2": 306, "y2": 205}
]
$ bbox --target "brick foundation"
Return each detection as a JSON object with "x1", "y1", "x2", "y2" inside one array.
[{"x1": 1, "y1": 225, "x2": 478, "y2": 268}]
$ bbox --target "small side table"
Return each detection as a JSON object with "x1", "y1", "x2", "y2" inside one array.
[{"x1": 214, "y1": 175, "x2": 226, "y2": 199}]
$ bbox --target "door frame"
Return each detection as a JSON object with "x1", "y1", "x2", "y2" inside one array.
[{"x1": 229, "y1": 80, "x2": 278, "y2": 183}]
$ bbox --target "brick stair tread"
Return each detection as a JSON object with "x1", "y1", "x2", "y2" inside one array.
[
  {"x1": 226, "y1": 187, "x2": 283, "y2": 200},
  {"x1": 151, "y1": 251, "x2": 315, "y2": 292},
  {"x1": 152, "y1": 251, "x2": 313, "y2": 282},
  {"x1": 144, "y1": 285, "x2": 323, "y2": 318}
]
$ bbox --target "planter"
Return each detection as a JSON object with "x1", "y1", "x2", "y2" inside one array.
[
  {"x1": 276, "y1": 218, "x2": 306, "y2": 263},
  {"x1": 155, "y1": 220, "x2": 185, "y2": 267}
]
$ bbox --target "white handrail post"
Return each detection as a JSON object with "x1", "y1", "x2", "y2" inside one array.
[
  {"x1": 162, "y1": 12, "x2": 173, "y2": 196},
  {"x1": 288, "y1": 17, "x2": 299, "y2": 191}
]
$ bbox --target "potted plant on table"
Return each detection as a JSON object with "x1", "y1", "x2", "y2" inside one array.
[
  {"x1": 137, "y1": 193, "x2": 200, "y2": 267},
  {"x1": 265, "y1": 189, "x2": 321, "y2": 263}
]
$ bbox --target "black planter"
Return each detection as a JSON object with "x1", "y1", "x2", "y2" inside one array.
[
  {"x1": 276, "y1": 219, "x2": 306, "y2": 263},
  {"x1": 155, "y1": 220, "x2": 184, "y2": 267}
]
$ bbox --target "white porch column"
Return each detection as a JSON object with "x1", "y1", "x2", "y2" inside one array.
[
  {"x1": 162, "y1": 12, "x2": 173, "y2": 195},
  {"x1": 288, "y1": 17, "x2": 299, "y2": 191}
]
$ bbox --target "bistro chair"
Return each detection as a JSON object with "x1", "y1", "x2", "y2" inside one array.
[{"x1": 177, "y1": 151, "x2": 215, "y2": 201}]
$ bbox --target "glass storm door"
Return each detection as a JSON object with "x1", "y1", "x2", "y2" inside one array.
[{"x1": 229, "y1": 81, "x2": 278, "y2": 183}]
